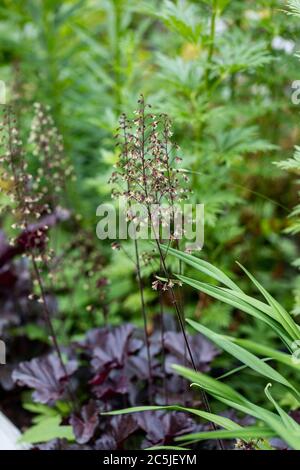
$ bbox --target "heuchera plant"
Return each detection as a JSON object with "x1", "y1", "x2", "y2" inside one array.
[{"x1": 11, "y1": 321, "x2": 220, "y2": 449}]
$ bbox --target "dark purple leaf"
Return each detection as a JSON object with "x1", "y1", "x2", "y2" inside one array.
[
  {"x1": 90, "y1": 324, "x2": 141, "y2": 374},
  {"x1": 164, "y1": 331, "x2": 219, "y2": 372},
  {"x1": 12, "y1": 353, "x2": 77, "y2": 404},
  {"x1": 126, "y1": 354, "x2": 160, "y2": 381},
  {"x1": 126, "y1": 356, "x2": 151, "y2": 380},
  {"x1": 137, "y1": 410, "x2": 198, "y2": 447},
  {"x1": 221, "y1": 409, "x2": 255, "y2": 427},
  {"x1": 290, "y1": 410, "x2": 300, "y2": 424},
  {"x1": 161, "y1": 411, "x2": 197, "y2": 439},
  {"x1": 126, "y1": 331, "x2": 161, "y2": 380},
  {"x1": 110, "y1": 414, "x2": 139, "y2": 446},
  {"x1": 269, "y1": 438, "x2": 289, "y2": 450},
  {"x1": 37, "y1": 439, "x2": 92, "y2": 450},
  {"x1": 93, "y1": 413, "x2": 139, "y2": 450},
  {"x1": 136, "y1": 411, "x2": 165, "y2": 444},
  {"x1": 70, "y1": 400, "x2": 99, "y2": 444},
  {"x1": 92, "y1": 374, "x2": 129, "y2": 400},
  {"x1": 94, "y1": 435, "x2": 117, "y2": 450},
  {"x1": 89, "y1": 369, "x2": 110, "y2": 386},
  {"x1": 155, "y1": 375, "x2": 194, "y2": 405},
  {"x1": 83, "y1": 327, "x2": 108, "y2": 351}
]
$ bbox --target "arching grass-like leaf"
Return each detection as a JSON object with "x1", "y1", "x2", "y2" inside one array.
[
  {"x1": 159, "y1": 244, "x2": 241, "y2": 292},
  {"x1": 102, "y1": 405, "x2": 242, "y2": 431},
  {"x1": 264, "y1": 384, "x2": 300, "y2": 432},
  {"x1": 173, "y1": 365, "x2": 300, "y2": 450},
  {"x1": 237, "y1": 262, "x2": 300, "y2": 341},
  {"x1": 175, "y1": 426, "x2": 276, "y2": 443},
  {"x1": 176, "y1": 274, "x2": 291, "y2": 346},
  {"x1": 232, "y1": 338, "x2": 300, "y2": 371},
  {"x1": 186, "y1": 319, "x2": 299, "y2": 397}
]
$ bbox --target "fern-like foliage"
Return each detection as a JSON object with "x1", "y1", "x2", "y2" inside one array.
[
  {"x1": 215, "y1": 33, "x2": 273, "y2": 74},
  {"x1": 144, "y1": 0, "x2": 204, "y2": 43},
  {"x1": 276, "y1": 142, "x2": 300, "y2": 318},
  {"x1": 286, "y1": 0, "x2": 300, "y2": 17},
  {"x1": 276, "y1": 1, "x2": 300, "y2": 315}
]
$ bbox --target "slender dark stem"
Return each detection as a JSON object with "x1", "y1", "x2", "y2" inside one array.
[
  {"x1": 176, "y1": 240, "x2": 188, "y2": 405},
  {"x1": 133, "y1": 238, "x2": 153, "y2": 397},
  {"x1": 153, "y1": 235, "x2": 196, "y2": 366},
  {"x1": 137, "y1": 103, "x2": 223, "y2": 447},
  {"x1": 31, "y1": 255, "x2": 77, "y2": 410},
  {"x1": 122, "y1": 115, "x2": 153, "y2": 396},
  {"x1": 159, "y1": 259, "x2": 167, "y2": 404},
  {"x1": 152, "y1": 236, "x2": 224, "y2": 450},
  {"x1": 118, "y1": 98, "x2": 223, "y2": 449}
]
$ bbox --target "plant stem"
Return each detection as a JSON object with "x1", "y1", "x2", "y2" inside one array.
[
  {"x1": 31, "y1": 255, "x2": 77, "y2": 410},
  {"x1": 159, "y1": 259, "x2": 167, "y2": 404},
  {"x1": 121, "y1": 111, "x2": 153, "y2": 397},
  {"x1": 133, "y1": 238, "x2": 153, "y2": 397},
  {"x1": 151, "y1": 235, "x2": 224, "y2": 450}
]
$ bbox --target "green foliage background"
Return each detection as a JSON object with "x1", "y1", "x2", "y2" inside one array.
[{"x1": 1, "y1": 0, "x2": 300, "y2": 336}]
